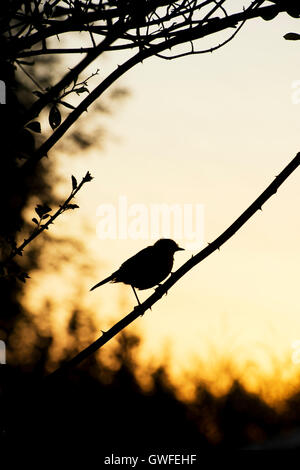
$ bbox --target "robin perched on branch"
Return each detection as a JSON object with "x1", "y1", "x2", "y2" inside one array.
[{"x1": 90, "y1": 238, "x2": 184, "y2": 305}]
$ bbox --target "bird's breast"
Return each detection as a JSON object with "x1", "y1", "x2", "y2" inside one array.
[{"x1": 116, "y1": 252, "x2": 174, "y2": 290}]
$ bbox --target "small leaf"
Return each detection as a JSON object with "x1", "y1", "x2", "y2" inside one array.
[
  {"x1": 43, "y1": 204, "x2": 52, "y2": 214},
  {"x1": 65, "y1": 204, "x2": 79, "y2": 210},
  {"x1": 35, "y1": 204, "x2": 52, "y2": 218},
  {"x1": 83, "y1": 171, "x2": 93, "y2": 182},
  {"x1": 260, "y1": 9, "x2": 279, "y2": 21},
  {"x1": 26, "y1": 121, "x2": 41, "y2": 133},
  {"x1": 286, "y1": 6, "x2": 300, "y2": 19},
  {"x1": 284, "y1": 32, "x2": 300, "y2": 41},
  {"x1": 49, "y1": 105, "x2": 61, "y2": 130},
  {"x1": 76, "y1": 87, "x2": 89, "y2": 95},
  {"x1": 59, "y1": 100, "x2": 76, "y2": 110},
  {"x1": 35, "y1": 206, "x2": 43, "y2": 217},
  {"x1": 32, "y1": 217, "x2": 39, "y2": 225},
  {"x1": 42, "y1": 214, "x2": 50, "y2": 219},
  {"x1": 71, "y1": 175, "x2": 77, "y2": 190}
]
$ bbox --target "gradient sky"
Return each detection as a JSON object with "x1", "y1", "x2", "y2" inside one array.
[{"x1": 24, "y1": 9, "x2": 300, "y2": 403}]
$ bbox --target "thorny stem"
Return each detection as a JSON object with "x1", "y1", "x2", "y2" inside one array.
[{"x1": 4, "y1": 172, "x2": 93, "y2": 265}]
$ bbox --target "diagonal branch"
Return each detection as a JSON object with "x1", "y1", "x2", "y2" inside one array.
[
  {"x1": 45, "y1": 151, "x2": 300, "y2": 381},
  {"x1": 156, "y1": 15, "x2": 246, "y2": 59}
]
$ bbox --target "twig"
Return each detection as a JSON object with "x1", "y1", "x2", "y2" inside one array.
[
  {"x1": 17, "y1": 47, "x2": 95, "y2": 57},
  {"x1": 4, "y1": 172, "x2": 93, "y2": 264},
  {"x1": 45, "y1": 151, "x2": 300, "y2": 380},
  {"x1": 16, "y1": 44, "x2": 137, "y2": 57},
  {"x1": 18, "y1": 2, "x2": 283, "y2": 129},
  {"x1": 19, "y1": 22, "x2": 124, "y2": 127},
  {"x1": 156, "y1": 16, "x2": 245, "y2": 60},
  {"x1": 19, "y1": 3, "x2": 285, "y2": 176}
]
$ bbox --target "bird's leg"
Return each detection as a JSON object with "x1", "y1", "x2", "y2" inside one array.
[{"x1": 131, "y1": 285, "x2": 141, "y2": 306}]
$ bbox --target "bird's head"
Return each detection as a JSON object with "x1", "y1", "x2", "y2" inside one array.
[{"x1": 153, "y1": 238, "x2": 184, "y2": 253}]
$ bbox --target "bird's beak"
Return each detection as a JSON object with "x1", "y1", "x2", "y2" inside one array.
[{"x1": 176, "y1": 247, "x2": 185, "y2": 251}]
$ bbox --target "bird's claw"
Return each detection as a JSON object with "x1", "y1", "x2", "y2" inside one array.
[
  {"x1": 134, "y1": 303, "x2": 145, "y2": 317},
  {"x1": 155, "y1": 284, "x2": 168, "y2": 296}
]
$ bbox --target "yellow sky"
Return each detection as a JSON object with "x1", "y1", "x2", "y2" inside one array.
[{"x1": 24, "y1": 10, "x2": 300, "y2": 403}]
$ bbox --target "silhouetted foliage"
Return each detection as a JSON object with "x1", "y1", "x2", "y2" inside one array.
[{"x1": 4, "y1": 329, "x2": 300, "y2": 458}]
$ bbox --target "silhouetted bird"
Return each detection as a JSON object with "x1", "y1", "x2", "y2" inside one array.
[{"x1": 90, "y1": 239, "x2": 184, "y2": 304}]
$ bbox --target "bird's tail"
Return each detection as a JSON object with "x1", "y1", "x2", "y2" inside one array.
[{"x1": 90, "y1": 274, "x2": 114, "y2": 291}]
